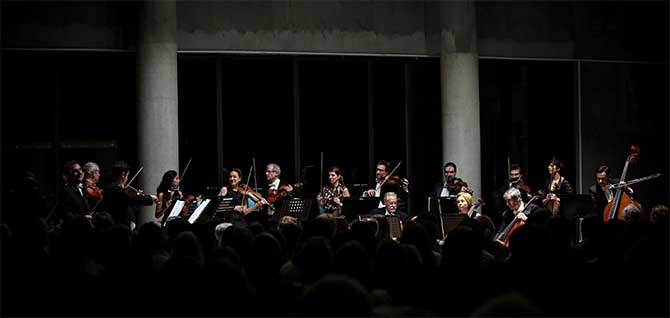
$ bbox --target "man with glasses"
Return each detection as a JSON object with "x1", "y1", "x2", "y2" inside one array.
[
  {"x1": 255, "y1": 163, "x2": 294, "y2": 223},
  {"x1": 363, "y1": 160, "x2": 409, "y2": 209}
]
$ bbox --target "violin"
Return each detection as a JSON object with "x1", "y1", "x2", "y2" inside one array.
[
  {"x1": 85, "y1": 182, "x2": 104, "y2": 199},
  {"x1": 239, "y1": 184, "x2": 266, "y2": 203},
  {"x1": 266, "y1": 184, "x2": 292, "y2": 204}
]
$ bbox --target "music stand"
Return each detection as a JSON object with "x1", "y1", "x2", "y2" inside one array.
[
  {"x1": 440, "y1": 214, "x2": 467, "y2": 239},
  {"x1": 386, "y1": 215, "x2": 402, "y2": 240},
  {"x1": 559, "y1": 194, "x2": 595, "y2": 220},
  {"x1": 277, "y1": 198, "x2": 313, "y2": 222},
  {"x1": 214, "y1": 197, "x2": 235, "y2": 216},
  {"x1": 341, "y1": 197, "x2": 380, "y2": 223},
  {"x1": 428, "y1": 196, "x2": 459, "y2": 215}
]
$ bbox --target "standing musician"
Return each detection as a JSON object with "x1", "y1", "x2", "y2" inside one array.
[
  {"x1": 218, "y1": 168, "x2": 267, "y2": 224},
  {"x1": 588, "y1": 165, "x2": 634, "y2": 218},
  {"x1": 496, "y1": 187, "x2": 539, "y2": 239},
  {"x1": 372, "y1": 192, "x2": 408, "y2": 222},
  {"x1": 59, "y1": 160, "x2": 91, "y2": 222},
  {"x1": 362, "y1": 160, "x2": 409, "y2": 207},
  {"x1": 432, "y1": 162, "x2": 473, "y2": 198},
  {"x1": 82, "y1": 161, "x2": 104, "y2": 213},
  {"x1": 155, "y1": 170, "x2": 184, "y2": 224},
  {"x1": 317, "y1": 166, "x2": 350, "y2": 215},
  {"x1": 103, "y1": 161, "x2": 158, "y2": 230},
  {"x1": 499, "y1": 164, "x2": 531, "y2": 203},
  {"x1": 540, "y1": 158, "x2": 573, "y2": 214}
]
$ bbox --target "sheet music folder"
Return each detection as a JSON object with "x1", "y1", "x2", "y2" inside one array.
[
  {"x1": 428, "y1": 196, "x2": 459, "y2": 214},
  {"x1": 341, "y1": 198, "x2": 380, "y2": 223}
]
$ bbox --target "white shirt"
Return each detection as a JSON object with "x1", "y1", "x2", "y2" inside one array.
[{"x1": 268, "y1": 179, "x2": 280, "y2": 190}]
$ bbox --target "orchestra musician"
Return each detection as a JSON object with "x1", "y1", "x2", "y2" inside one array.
[
  {"x1": 372, "y1": 192, "x2": 408, "y2": 222},
  {"x1": 496, "y1": 187, "x2": 539, "y2": 239},
  {"x1": 588, "y1": 165, "x2": 634, "y2": 218},
  {"x1": 103, "y1": 161, "x2": 158, "y2": 230},
  {"x1": 455, "y1": 192, "x2": 477, "y2": 217},
  {"x1": 262, "y1": 163, "x2": 294, "y2": 220},
  {"x1": 155, "y1": 170, "x2": 184, "y2": 224},
  {"x1": 59, "y1": 160, "x2": 91, "y2": 222},
  {"x1": 218, "y1": 168, "x2": 268, "y2": 225},
  {"x1": 363, "y1": 160, "x2": 409, "y2": 207},
  {"x1": 432, "y1": 162, "x2": 473, "y2": 198},
  {"x1": 540, "y1": 158, "x2": 573, "y2": 214},
  {"x1": 317, "y1": 166, "x2": 350, "y2": 215},
  {"x1": 81, "y1": 161, "x2": 104, "y2": 213},
  {"x1": 500, "y1": 164, "x2": 531, "y2": 202}
]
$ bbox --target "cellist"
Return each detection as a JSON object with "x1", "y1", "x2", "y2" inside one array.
[{"x1": 496, "y1": 188, "x2": 540, "y2": 244}]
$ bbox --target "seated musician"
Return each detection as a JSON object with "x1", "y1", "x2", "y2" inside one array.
[
  {"x1": 219, "y1": 168, "x2": 267, "y2": 216},
  {"x1": 362, "y1": 160, "x2": 409, "y2": 208},
  {"x1": 263, "y1": 163, "x2": 294, "y2": 216},
  {"x1": 372, "y1": 192, "x2": 408, "y2": 222},
  {"x1": 431, "y1": 162, "x2": 472, "y2": 198},
  {"x1": 155, "y1": 170, "x2": 184, "y2": 224},
  {"x1": 496, "y1": 187, "x2": 539, "y2": 238},
  {"x1": 103, "y1": 161, "x2": 158, "y2": 230},
  {"x1": 317, "y1": 166, "x2": 350, "y2": 216},
  {"x1": 588, "y1": 165, "x2": 634, "y2": 218},
  {"x1": 456, "y1": 192, "x2": 478, "y2": 217}
]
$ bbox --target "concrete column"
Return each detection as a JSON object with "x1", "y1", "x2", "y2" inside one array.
[
  {"x1": 136, "y1": 0, "x2": 178, "y2": 226},
  {"x1": 439, "y1": 0, "x2": 481, "y2": 197}
]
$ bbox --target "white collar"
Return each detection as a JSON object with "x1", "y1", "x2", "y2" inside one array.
[{"x1": 269, "y1": 179, "x2": 280, "y2": 190}]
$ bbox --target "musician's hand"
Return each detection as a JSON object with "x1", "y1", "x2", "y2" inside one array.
[
  {"x1": 333, "y1": 197, "x2": 341, "y2": 206},
  {"x1": 286, "y1": 184, "x2": 294, "y2": 192},
  {"x1": 233, "y1": 205, "x2": 244, "y2": 212},
  {"x1": 260, "y1": 198, "x2": 268, "y2": 205},
  {"x1": 516, "y1": 213, "x2": 528, "y2": 221},
  {"x1": 150, "y1": 195, "x2": 159, "y2": 203},
  {"x1": 401, "y1": 178, "x2": 410, "y2": 192},
  {"x1": 463, "y1": 187, "x2": 474, "y2": 195},
  {"x1": 365, "y1": 189, "x2": 376, "y2": 197},
  {"x1": 84, "y1": 214, "x2": 93, "y2": 220}
]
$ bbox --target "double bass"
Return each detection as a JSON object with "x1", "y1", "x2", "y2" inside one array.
[{"x1": 603, "y1": 145, "x2": 643, "y2": 222}]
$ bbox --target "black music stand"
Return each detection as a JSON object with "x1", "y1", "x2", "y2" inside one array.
[
  {"x1": 276, "y1": 198, "x2": 313, "y2": 222},
  {"x1": 214, "y1": 197, "x2": 235, "y2": 216},
  {"x1": 558, "y1": 194, "x2": 594, "y2": 244},
  {"x1": 559, "y1": 194, "x2": 595, "y2": 220},
  {"x1": 440, "y1": 214, "x2": 467, "y2": 239},
  {"x1": 386, "y1": 215, "x2": 403, "y2": 240},
  {"x1": 428, "y1": 196, "x2": 459, "y2": 215},
  {"x1": 341, "y1": 197, "x2": 380, "y2": 223}
]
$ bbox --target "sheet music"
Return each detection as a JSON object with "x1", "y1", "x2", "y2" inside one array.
[
  {"x1": 168, "y1": 200, "x2": 185, "y2": 218},
  {"x1": 188, "y1": 199, "x2": 211, "y2": 224}
]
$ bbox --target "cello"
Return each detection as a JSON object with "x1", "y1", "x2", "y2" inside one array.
[
  {"x1": 495, "y1": 195, "x2": 540, "y2": 247},
  {"x1": 603, "y1": 145, "x2": 643, "y2": 222}
]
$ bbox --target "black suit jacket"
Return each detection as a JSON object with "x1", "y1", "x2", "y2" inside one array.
[
  {"x1": 103, "y1": 185, "x2": 154, "y2": 227},
  {"x1": 497, "y1": 203, "x2": 540, "y2": 237},
  {"x1": 367, "y1": 180, "x2": 408, "y2": 205},
  {"x1": 371, "y1": 207, "x2": 408, "y2": 223},
  {"x1": 59, "y1": 184, "x2": 90, "y2": 222}
]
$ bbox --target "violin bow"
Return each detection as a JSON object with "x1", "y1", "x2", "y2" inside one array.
[
  {"x1": 241, "y1": 161, "x2": 255, "y2": 204},
  {"x1": 319, "y1": 152, "x2": 324, "y2": 194},
  {"x1": 381, "y1": 161, "x2": 403, "y2": 186},
  {"x1": 180, "y1": 157, "x2": 193, "y2": 182},
  {"x1": 126, "y1": 166, "x2": 143, "y2": 187}
]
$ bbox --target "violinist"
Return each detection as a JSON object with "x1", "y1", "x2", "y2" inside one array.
[
  {"x1": 432, "y1": 162, "x2": 472, "y2": 198},
  {"x1": 59, "y1": 160, "x2": 91, "y2": 222},
  {"x1": 155, "y1": 170, "x2": 184, "y2": 223},
  {"x1": 103, "y1": 161, "x2": 157, "y2": 230},
  {"x1": 263, "y1": 163, "x2": 293, "y2": 216},
  {"x1": 363, "y1": 160, "x2": 409, "y2": 207},
  {"x1": 588, "y1": 165, "x2": 634, "y2": 218},
  {"x1": 496, "y1": 187, "x2": 539, "y2": 240},
  {"x1": 317, "y1": 167, "x2": 350, "y2": 215},
  {"x1": 219, "y1": 168, "x2": 267, "y2": 218},
  {"x1": 540, "y1": 158, "x2": 573, "y2": 214},
  {"x1": 82, "y1": 162, "x2": 104, "y2": 211}
]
